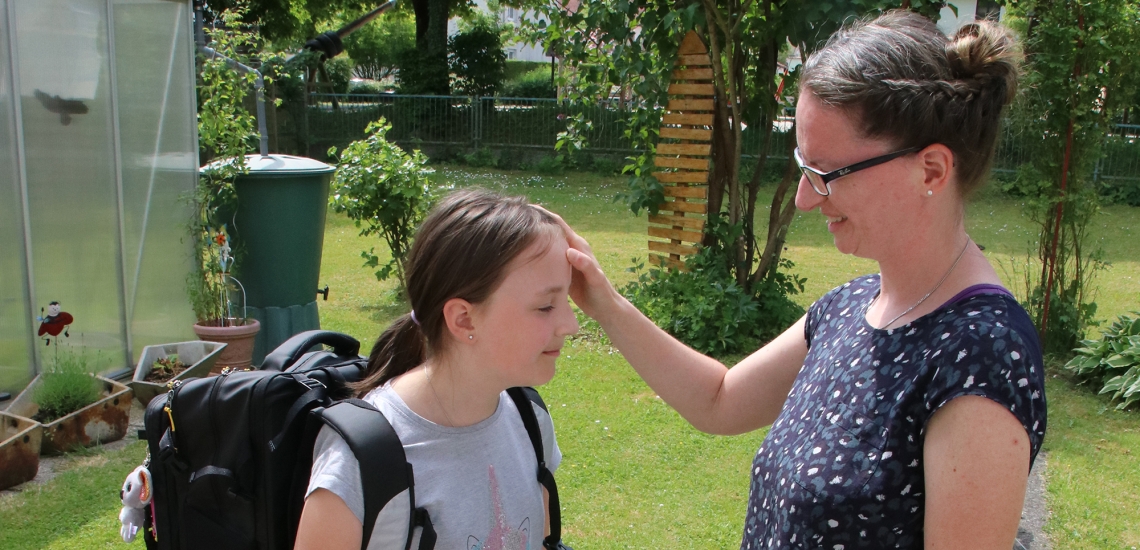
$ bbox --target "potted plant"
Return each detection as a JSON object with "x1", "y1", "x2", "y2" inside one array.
[
  {"x1": 7, "y1": 350, "x2": 131, "y2": 455},
  {"x1": 187, "y1": 224, "x2": 259, "y2": 372},
  {"x1": 187, "y1": 5, "x2": 261, "y2": 370},
  {"x1": 128, "y1": 340, "x2": 228, "y2": 405},
  {"x1": 0, "y1": 410, "x2": 42, "y2": 490}
]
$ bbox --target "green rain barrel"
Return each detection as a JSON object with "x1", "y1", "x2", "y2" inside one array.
[{"x1": 205, "y1": 154, "x2": 336, "y2": 365}]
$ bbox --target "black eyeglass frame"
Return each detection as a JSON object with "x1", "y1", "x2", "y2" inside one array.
[{"x1": 794, "y1": 146, "x2": 920, "y2": 196}]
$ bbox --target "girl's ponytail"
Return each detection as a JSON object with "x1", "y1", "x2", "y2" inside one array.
[{"x1": 352, "y1": 313, "x2": 426, "y2": 396}]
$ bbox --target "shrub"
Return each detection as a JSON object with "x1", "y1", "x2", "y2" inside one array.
[
  {"x1": 347, "y1": 80, "x2": 384, "y2": 95},
  {"x1": 34, "y1": 351, "x2": 102, "y2": 423},
  {"x1": 502, "y1": 68, "x2": 555, "y2": 98},
  {"x1": 460, "y1": 147, "x2": 497, "y2": 168},
  {"x1": 1066, "y1": 312, "x2": 1140, "y2": 410},
  {"x1": 504, "y1": 60, "x2": 548, "y2": 81},
  {"x1": 324, "y1": 57, "x2": 354, "y2": 94},
  {"x1": 448, "y1": 19, "x2": 506, "y2": 97},
  {"x1": 620, "y1": 220, "x2": 805, "y2": 356},
  {"x1": 533, "y1": 155, "x2": 565, "y2": 175},
  {"x1": 328, "y1": 118, "x2": 435, "y2": 288},
  {"x1": 397, "y1": 48, "x2": 449, "y2": 95}
]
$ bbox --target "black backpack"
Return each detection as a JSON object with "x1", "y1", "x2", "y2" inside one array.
[{"x1": 141, "y1": 330, "x2": 566, "y2": 550}]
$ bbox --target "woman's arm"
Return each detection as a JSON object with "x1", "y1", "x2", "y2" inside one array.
[
  {"x1": 922, "y1": 396, "x2": 1030, "y2": 550},
  {"x1": 295, "y1": 489, "x2": 362, "y2": 550},
  {"x1": 557, "y1": 215, "x2": 809, "y2": 435}
]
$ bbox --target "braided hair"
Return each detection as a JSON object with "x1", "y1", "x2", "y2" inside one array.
[{"x1": 800, "y1": 11, "x2": 1021, "y2": 197}]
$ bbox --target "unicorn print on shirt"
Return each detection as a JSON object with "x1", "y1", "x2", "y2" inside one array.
[{"x1": 467, "y1": 465, "x2": 531, "y2": 550}]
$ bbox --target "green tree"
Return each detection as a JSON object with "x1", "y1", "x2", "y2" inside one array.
[
  {"x1": 342, "y1": 11, "x2": 416, "y2": 81},
  {"x1": 531, "y1": 0, "x2": 944, "y2": 289},
  {"x1": 202, "y1": 0, "x2": 374, "y2": 43},
  {"x1": 1004, "y1": 0, "x2": 1140, "y2": 353},
  {"x1": 449, "y1": 19, "x2": 508, "y2": 96}
]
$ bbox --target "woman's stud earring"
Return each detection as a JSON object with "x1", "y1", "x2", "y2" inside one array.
[
  {"x1": 468, "y1": 335, "x2": 474, "y2": 340},
  {"x1": 926, "y1": 190, "x2": 934, "y2": 196}
]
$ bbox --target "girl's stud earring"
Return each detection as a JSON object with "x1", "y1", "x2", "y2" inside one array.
[
  {"x1": 927, "y1": 190, "x2": 934, "y2": 196},
  {"x1": 468, "y1": 334, "x2": 474, "y2": 340}
]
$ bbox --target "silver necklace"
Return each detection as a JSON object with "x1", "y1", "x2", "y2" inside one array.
[
  {"x1": 423, "y1": 365, "x2": 458, "y2": 427},
  {"x1": 873, "y1": 238, "x2": 971, "y2": 330}
]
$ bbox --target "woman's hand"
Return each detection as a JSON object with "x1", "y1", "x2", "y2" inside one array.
[{"x1": 537, "y1": 207, "x2": 624, "y2": 321}]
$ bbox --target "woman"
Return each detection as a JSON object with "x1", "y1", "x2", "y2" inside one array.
[{"x1": 557, "y1": 11, "x2": 1046, "y2": 549}]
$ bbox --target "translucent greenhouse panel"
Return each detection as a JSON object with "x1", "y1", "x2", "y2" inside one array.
[
  {"x1": 15, "y1": 0, "x2": 129, "y2": 370},
  {"x1": 114, "y1": 0, "x2": 197, "y2": 357},
  {"x1": 0, "y1": 0, "x2": 34, "y2": 394}
]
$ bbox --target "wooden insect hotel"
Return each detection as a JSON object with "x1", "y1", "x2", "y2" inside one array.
[{"x1": 648, "y1": 31, "x2": 715, "y2": 270}]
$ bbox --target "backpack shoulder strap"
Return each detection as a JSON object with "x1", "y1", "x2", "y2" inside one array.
[
  {"x1": 506, "y1": 387, "x2": 562, "y2": 550},
  {"x1": 319, "y1": 399, "x2": 432, "y2": 550}
]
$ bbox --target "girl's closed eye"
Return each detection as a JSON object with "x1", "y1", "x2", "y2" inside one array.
[{"x1": 539, "y1": 305, "x2": 555, "y2": 313}]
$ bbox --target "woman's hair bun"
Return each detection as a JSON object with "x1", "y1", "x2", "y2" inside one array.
[{"x1": 946, "y1": 20, "x2": 1022, "y2": 105}]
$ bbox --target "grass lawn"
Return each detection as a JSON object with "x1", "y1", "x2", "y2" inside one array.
[{"x1": 1, "y1": 165, "x2": 1136, "y2": 548}]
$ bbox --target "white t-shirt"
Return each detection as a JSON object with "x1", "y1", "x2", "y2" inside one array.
[{"x1": 307, "y1": 383, "x2": 561, "y2": 549}]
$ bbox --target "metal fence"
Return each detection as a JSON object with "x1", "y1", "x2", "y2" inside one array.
[{"x1": 300, "y1": 93, "x2": 1140, "y2": 185}]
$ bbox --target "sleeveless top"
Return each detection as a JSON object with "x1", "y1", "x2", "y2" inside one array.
[{"x1": 741, "y1": 274, "x2": 1046, "y2": 549}]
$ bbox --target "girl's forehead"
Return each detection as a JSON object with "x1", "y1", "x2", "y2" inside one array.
[{"x1": 495, "y1": 233, "x2": 570, "y2": 293}]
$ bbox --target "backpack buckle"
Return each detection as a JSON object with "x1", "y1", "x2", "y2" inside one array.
[{"x1": 295, "y1": 376, "x2": 326, "y2": 391}]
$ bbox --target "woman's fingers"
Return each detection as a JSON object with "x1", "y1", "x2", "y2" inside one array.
[
  {"x1": 534, "y1": 203, "x2": 595, "y2": 256},
  {"x1": 533, "y1": 204, "x2": 619, "y2": 319}
]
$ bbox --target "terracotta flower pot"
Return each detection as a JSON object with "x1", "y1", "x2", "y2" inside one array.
[
  {"x1": 0, "y1": 410, "x2": 42, "y2": 490},
  {"x1": 8, "y1": 375, "x2": 132, "y2": 455},
  {"x1": 129, "y1": 341, "x2": 228, "y2": 406},
  {"x1": 193, "y1": 318, "x2": 260, "y2": 373}
]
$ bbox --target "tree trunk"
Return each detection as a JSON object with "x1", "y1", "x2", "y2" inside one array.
[
  {"x1": 742, "y1": 33, "x2": 780, "y2": 290},
  {"x1": 409, "y1": 0, "x2": 450, "y2": 95},
  {"x1": 753, "y1": 124, "x2": 800, "y2": 284},
  {"x1": 705, "y1": 93, "x2": 730, "y2": 245},
  {"x1": 412, "y1": 0, "x2": 429, "y2": 48},
  {"x1": 741, "y1": 114, "x2": 771, "y2": 291}
]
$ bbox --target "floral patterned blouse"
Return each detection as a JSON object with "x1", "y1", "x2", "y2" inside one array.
[{"x1": 741, "y1": 274, "x2": 1046, "y2": 549}]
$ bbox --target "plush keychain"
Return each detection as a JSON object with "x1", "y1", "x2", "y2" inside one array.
[{"x1": 119, "y1": 465, "x2": 152, "y2": 543}]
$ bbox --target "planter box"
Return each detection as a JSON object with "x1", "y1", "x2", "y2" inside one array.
[
  {"x1": 9, "y1": 375, "x2": 132, "y2": 455},
  {"x1": 129, "y1": 341, "x2": 226, "y2": 406},
  {"x1": 0, "y1": 411, "x2": 42, "y2": 490}
]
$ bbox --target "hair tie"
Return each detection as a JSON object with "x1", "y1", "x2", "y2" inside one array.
[{"x1": 410, "y1": 310, "x2": 421, "y2": 326}]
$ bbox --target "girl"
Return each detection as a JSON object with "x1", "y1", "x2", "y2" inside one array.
[{"x1": 295, "y1": 189, "x2": 578, "y2": 549}]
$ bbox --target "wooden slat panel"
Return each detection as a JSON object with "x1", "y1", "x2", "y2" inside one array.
[
  {"x1": 655, "y1": 156, "x2": 709, "y2": 170},
  {"x1": 659, "y1": 127, "x2": 712, "y2": 141},
  {"x1": 649, "y1": 226, "x2": 703, "y2": 243},
  {"x1": 649, "y1": 240, "x2": 699, "y2": 256},
  {"x1": 672, "y1": 68, "x2": 714, "y2": 81},
  {"x1": 657, "y1": 143, "x2": 711, "y2": 156},
  {"x1": 649, "y1": 214, "x2": 705, "y2": 230},
  {"x1": 668, "y1": 83, "x2": 715, "y2": 96},
  {"x1": 656, "y1": 200, "x2": 707, "y2": 214},
  {"x1": 667, "y1": 99, "x2": 715, "y2": 111},
  {"x1": 654, "y1": 171, "x2": 709, "y2": 183},
  {"x1": 650, "y1": 254, "x2": 687, "y2": 271},
  {"x1": 678, "y1": 54, "x2": 712, "y2": 66},
  {"x1": 661, "y1": 185, "x2": 708, "y2": 198},
  {"x1": 662, "y1": 113, "x2": 714, "y2": 126},
  {"x1": 678, "y1": 32, "x2": 707, "y2": 56}
]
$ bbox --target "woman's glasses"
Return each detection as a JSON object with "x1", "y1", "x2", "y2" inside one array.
[{"x1": 794, "y1": 146, "x2": 919, "y2": 196}]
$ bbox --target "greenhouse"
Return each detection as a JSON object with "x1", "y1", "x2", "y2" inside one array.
[{"x1": 0, "y1": 0, "x2": 198, "y2": 395}]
